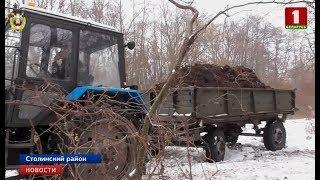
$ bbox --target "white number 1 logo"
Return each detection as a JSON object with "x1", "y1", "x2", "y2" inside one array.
[{"x1": 292, "y1": 9, "x2": 300, "y2": 24}]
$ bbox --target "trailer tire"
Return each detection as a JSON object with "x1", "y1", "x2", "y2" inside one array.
[
  {"x1": 263, "y1": 121, "x2": 286, "y2": 151},
  {"x1": 204, "y1": 128, "x2": 225, "y2": 162},
  {"x1": 150, "y1": 138, "x2": 165, "y2": 157},
  {"x1": 227, "y1": 135, "x2": 238, "y2": 146}
]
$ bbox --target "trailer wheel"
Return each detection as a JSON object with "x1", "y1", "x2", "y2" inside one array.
[
  {"x1": 149, "y1": 127, "x2": 166, "y2": 157},
  {"x1": 226, "y1": 135, "x2": 238, "y2": 146},
  {"x1": 150, "y1": 139, "x2": 165, "y2": 157},
  {"x1": 204, "y1": 128, "x2": 226, "y2": 162},
  {"x1": 263, "y1": 121, "x2": 286, "y2": 151}
]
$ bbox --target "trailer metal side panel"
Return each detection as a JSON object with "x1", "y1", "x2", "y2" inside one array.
[
  {"x1": 226, "y1": 90, "x2": 253, "y2": 115},
  {"x1": 159, "y1": 92, "x2": 175, "y2": 115},
  {"x1": 252, "y1": 90, "x2": 274, "y2": 113},
  {"x1": 195, "y1": 88, "x2": 227, "y2": 117},
  {"x1": 141, "y1": 91, "x2": 175, "y2": 115},
  {"x1": 175, "y1": 89, "x2": 194, "y2": 114},
  {"x1": 142, "y1": 87, "x2": 295, "y2": 119},
  {"x1": 275, "y1": 91, "x2": 295, "y2": 111}
]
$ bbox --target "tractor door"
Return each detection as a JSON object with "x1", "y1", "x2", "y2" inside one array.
[
  {"x1": 5, "y1": 23, "x2": 21, "y2": 124},
  {"x1": 5, "y1": 12, "x2": 78, "y2": 127}
]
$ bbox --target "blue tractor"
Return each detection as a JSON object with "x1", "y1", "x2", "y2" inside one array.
[{"x1": 5, "y1": 5, "x2": 146, "y2": 179}]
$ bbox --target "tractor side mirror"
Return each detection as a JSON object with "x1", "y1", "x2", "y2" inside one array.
[{"x1": 125, "y1": 41, "x2": 135, "y2": 50}]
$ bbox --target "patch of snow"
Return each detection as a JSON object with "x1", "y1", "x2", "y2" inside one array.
[
  {"x1": 129, "y1": 168, "x2": 136, "y2": 177},
  {"x1": 5, "y1": 170, "x2": 19, "y2": 178},
  {"x1": 173, "y1": 112, "x2": 191, "y2": 116},
  {"x1": 284, "y1": 119, "x2": 315, "y2": 151},
  {"x1": 199, "y1": 119, "x2": 203, "y2": 127},
  {"x1": 143, "y1": 118, "x2": 315, "y2": 180},
  {"x1": 200, "y1": 132, "x2": 207, "y2": 136},
  {"x1": 215, "y1": 113, "x2": 228, "y2": 117},
  {"x1": 158, "y1": 113, "x2": 169, "y2": 116}
]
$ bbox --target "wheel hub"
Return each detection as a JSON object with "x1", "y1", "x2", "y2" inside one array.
[
  {"x1": 214, "y1": 136, "x2": 224, "y2": 155},
  {"x1": 274, "y1": 128, "x2": 283, "y2": 144}
]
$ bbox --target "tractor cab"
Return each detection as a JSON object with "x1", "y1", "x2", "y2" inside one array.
[{"x1": 5, "y1": 5, "x2": 134, "y2": 127}]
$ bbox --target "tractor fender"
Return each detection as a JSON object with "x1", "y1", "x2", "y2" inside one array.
[{"x1": 65, "y1": 86, "x2": 147, "y2": 111}]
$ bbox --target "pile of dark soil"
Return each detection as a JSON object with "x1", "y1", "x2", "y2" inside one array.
[{"x1": 155, "y1": 64, "x2": 270, "y2": 90}]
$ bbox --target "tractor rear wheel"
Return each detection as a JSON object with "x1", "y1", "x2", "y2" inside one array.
[{"x1": 64, "y1": 111, "x2": 138, "y2": 180}]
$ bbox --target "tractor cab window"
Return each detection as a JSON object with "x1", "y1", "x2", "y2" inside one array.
[
  {"x1": 78, "y1": 30, "x2": 120, "y2": 87},
  {"x1": 5, "y1": 28, "x2": 21, "y2": 87},
  {"x1": 26, "y1": 23, "x2": 73, "y2": 80}
]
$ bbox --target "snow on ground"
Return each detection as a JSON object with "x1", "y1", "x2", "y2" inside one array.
[
  {"x1": 144, "y1": 118, "x2": 315, "y2": 180},
  {"x1": 5, "y1": 170, "x2": 19, "y2": 179},
  {"x1": 5, "y1": 119, "x2": 315, "y2": 179}
]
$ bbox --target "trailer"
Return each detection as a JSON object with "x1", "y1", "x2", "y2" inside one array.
[{"x1": 143, "y1": 86, "x2": 296, "y2": 162}]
